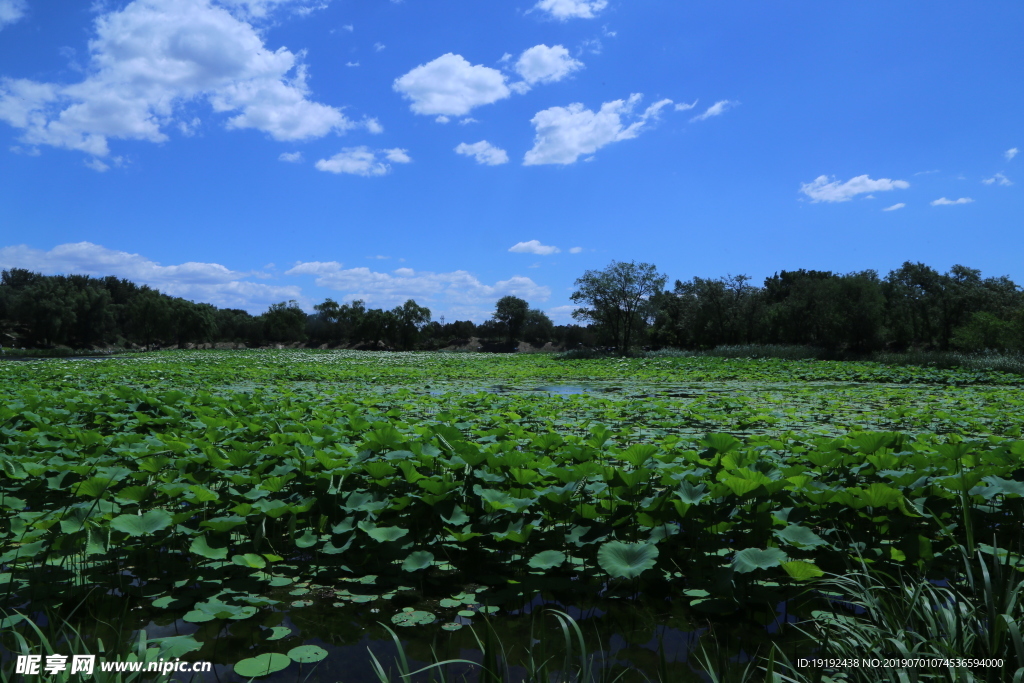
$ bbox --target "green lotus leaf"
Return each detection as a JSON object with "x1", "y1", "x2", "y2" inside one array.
[
  {"x1": 441, "y1": 622, "x2": 463, "y2": 631},
  {"x1": 528, "y1": 550, "x2": 566, "y2": 570},
  {"x1": 597, "y1": 541, "x2": 659, "y2": 579},
  {"x1": 190, "y1": 534, "x2": 228, "y2": 560},
  {"x1": 287, "y1": 645, "x2": 328, "y2": 663},
  {"x1": 732, "y1": 547, "x2": 788, "y2": 573},
  {"x1": 781, "y1": 560, "x2": 825, "y2": 580},
  {"x1": 266, "y1": 626, "x2": 292, "y2": 641},
  {"x1": 774, "y1": 525, "x2": 828, "y2": 548},
  {"x1": 391, "y1": 608, "x2": 436, "y2": 627},
  {"x1": 232, "y1": 553, "x2": 267, "y2": 569},
  {"x1": 110, "y1": 509, "x2": 172, "y2": 537},
  {"x1": 234, "y1": 653, "x2": 291, "y2": 678},
  {"x1": 401, "y1": 550, "x2": 434, "y2": 572},
  {"x1": 364, "y1": 526, "x2": 409, "y2": 543}
]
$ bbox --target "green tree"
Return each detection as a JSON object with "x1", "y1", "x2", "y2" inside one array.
[
  {"x1": 262, "y1": 300, "x2": 307, "y2": 343},
  {"x1": 493, "y1": 296, "x2": 530, "y2": 345},
  {"x1": 521, "y1": 308, "x2": 554, "y2": 345},
  {"x1": 570, "y1": 260, "x2": 666, "y2": 353}
]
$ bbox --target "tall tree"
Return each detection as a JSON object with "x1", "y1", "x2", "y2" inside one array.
[
  {"x1": 571, "y1": 260, "x2": 666, "y2": 353},
  {"x1": 492, "y1": 296, "x2": 530, "y2": 345}
]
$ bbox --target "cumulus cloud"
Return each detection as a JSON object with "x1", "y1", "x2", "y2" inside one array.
[
  {"x1": 524, "y1": 94, "x2": 674, "y2": 165},
  {"x1": 690, "y1": 99, "x2": 738, "y2": 122},
  {"x1": 511, "y1": 45, "x2": 582, "y2": 92},
  {"x1": 0, "y1": 0, "x2": 26, "y2": 31},
  {"x1": 509, "y1": 240, "x2": 560, "y2": 255},
  {"x1": 1006, "y1": 148, "x2": 1018, "y2": 162},
  {"x1": 314, "y1": 146, "x2": 411, "y2": 175},
  {"x1": 800, "y1": 174, "x2": 910, "y2": 203},
  {"x1": 982, "y1": 172, "x2": 1012, "y2": 186},
  {"x1": 393, "y1": 53, "x2": 510, "y2": 117},
  {"x1": 278, "y1": 151, "x2": 303, "y2": 162},
  {"x1": 931, "y1": 197, "x2": 973, "y2": 206},
  {"x1": 533, "y1": 0, "x2": 607, "y2": 20},
  {"x1": 0, "y1": 0, "x2": 369, "y2": 159},
  {"x1": 454, "y1": 140, "x2": 508, "y2": 165},
  {"x1": 0, "y1": 241, "x2": 298, "y2": 312},
  {"x1": 882, "y1": 203, "x2": 905, "y2": 211},
  {"x1": 285, "y1": 262, "x2": 550, "y2": 310}
]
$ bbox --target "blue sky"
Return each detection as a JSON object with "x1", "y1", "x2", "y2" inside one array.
[{"x1": 0, "y1": 0, "x2": 1021, "y2": 322}]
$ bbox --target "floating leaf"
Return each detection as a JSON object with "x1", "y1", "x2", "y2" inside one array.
[
  {"x1": 287, "y1": 645, "x2": 328, "y2": 663},
  {"x1": 234, "y1": 653, "x2": 291, "y2": 678},
  {"x1": 391, "y1": 608, "x2": 436, "y2": 627}
]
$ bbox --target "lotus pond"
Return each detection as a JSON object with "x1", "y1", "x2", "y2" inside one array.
[{"x1": 2, "y1": 350, "x2": 1024, "y2": 681}]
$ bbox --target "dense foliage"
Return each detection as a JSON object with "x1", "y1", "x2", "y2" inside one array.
[
  {"x1": 3, "y1": 259, "x2": 1023, "y2": 354},
  {"x1": 2, "y1": 351, "x2": 1023, "y2": 680},
  {"x1": 652, "y1": 263, "x2": 1024, "y2": 353}
]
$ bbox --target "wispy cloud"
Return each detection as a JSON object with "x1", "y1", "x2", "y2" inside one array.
[
  {"x1": 882, "y1": 203, "x2": 905, "y2": 212},
  {"x1": 690, "y1": 99, "x2": 738, "y2": 122},
  {"x1": 800, "y1": 174, "x2": 909, "y2": 203},
  {"x1": 1006, "y1": 148, "x2": 1018, "y2": 162},
  {"x1": 315, "y1": 147, "x2": 411, "y2": 176},
  {"x1": 982, "y1": 172, "x2": 1012, "y2": 186},
  {"x1": 455, "y1": 140, "x2": 509, "y2": 165},
  {"x1": 509, "y1": 240, "x2": 560, "y2": 255},
  {"x1": 278, "y1": 151, "x2": 303, "y2": 163},
  {"x1": 931, "y1": 197, "x2": 973, "y2": 206}
]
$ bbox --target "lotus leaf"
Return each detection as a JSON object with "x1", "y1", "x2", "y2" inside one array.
[{"x1": 233, "y1": 653, "x2": 291, "y2": 678}]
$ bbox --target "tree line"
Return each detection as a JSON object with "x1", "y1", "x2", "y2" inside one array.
[
  {"x1": 3, "y1": 259, "x2": 1022, "y2": 354},
  {"x1": 570, "y1": 260, "x2": 1024, "y2": 353},
  {"x1": 0, "y1": 269, "x2": 586, "y2": 351}
]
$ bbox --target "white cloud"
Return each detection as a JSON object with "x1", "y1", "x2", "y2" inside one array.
[
  {"x1": 913, "y1": 169, "x2": 939, "y2": 176},
  {"x1": 799, "y1": 174, "x2": 910, "y2": 203},
  {"x1": 931, "y1": 197, "x2": 974, "y2": 206},
  {"x1": 278, "y1": 151, "x2": 302, "y2": 162},
  {"x1": 346, "y1": 61, "x2": 359, "y2": 67},
  {"x1": 0, "y1": 0, "x2": 368, "y2": 158},
  {"x1": 882, "y1": 203, "x2": 905, "y2": 211},
  {"x1": 533, "y1": 0, "x2": 607, "y2": 20},
  {"x1": 523, "y1": 94, "x2": 674, "y2": 165},
  {"x1": 569, "y1": 246, "x2": 583, "y2": 253},
  {"x1": 690, "y1": 99, "x2": 738, "y2": 122},
  {"x1": 509, "y1": 240, "x2": 560, "y2": 255},
  {"x1": 512, "y1": 45, "x2": 583, "y2": 92},
  {"x1": 674, "y1": 100, "x2": 697, "y2": 111},
  {"x1": 383, "y1": 147, "x2": 411, "y2": 163},
  {"x1": 315, "y1": 146, "x2": 411, "y2": 176},
  {"x1": 1006, "y1": 148, "x2": 1018, "y2": 162},
  {"x1": 285, "y1": 262, "x2": 550, "y2": 310},
  {"x1": 982, "y1": 172, "x2": 1012, "y2": 186},
  {"x1": 455, "y1": 140, "x2": 508, "y2": 165},
  {"x1": 84, "y1": 158, "x2": 110, "y2": 172},
  {"x1": 0, "y1": 241, "x2": 297, "y2": 312},
  {"x1": 0, "y1": 0, "x2": 26, "y2": 31},
  {"x1": 393, "y1": 53, "x2": 510, "y2": 117},
  {"x1": 374, "y1": 42, "x2": 385, "y2": 52}
]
